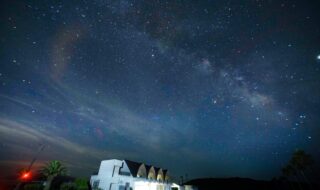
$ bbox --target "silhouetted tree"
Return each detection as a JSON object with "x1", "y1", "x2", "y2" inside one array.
[
  {"x1": 282, "y1": 164, "x2": 297, "y2": 190},
  {"x1": 281, "y1": 150, "x2": 315, "y2": 190},
  {"x1": 290, "y1": 150, "x2": 314, "y2": 189}
]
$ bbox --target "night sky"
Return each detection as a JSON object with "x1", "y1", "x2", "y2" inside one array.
[{"x1": 1, "y1": 0, "x2": 320, "y2": 182}]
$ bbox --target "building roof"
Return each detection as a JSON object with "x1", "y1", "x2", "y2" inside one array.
[
  {"x1": 123, "y1": 159, "x2": 167, "y2": 178},
  {"x1": 154, "y1": 167, "x2": 160, "y2": 174},
  {"x1": 124, "y1": 160, "x2": 142, "y2": 177},
  {"x1": 145, "y1": 164, "x2": 152, "y2": 173},
  {"x1": 163, "y1": 169, "x2": 168, "y2": 176}
]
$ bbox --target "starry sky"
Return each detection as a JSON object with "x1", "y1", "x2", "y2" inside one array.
[{"x1": 1, "y1": 0, "x2": 320, "y2": 183}]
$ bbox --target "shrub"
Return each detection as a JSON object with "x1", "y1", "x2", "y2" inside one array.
[
  {"x1": 74, "y1": 178, "x2": 89, "y2": 190},
  {"x1": 60, "y1": 182, "x2": 77, "y2": 190},
  {"x1": 23, "y1": 184, "x2": 43, "y2": 190}
]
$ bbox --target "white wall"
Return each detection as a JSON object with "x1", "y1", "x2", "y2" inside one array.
[{"x1": 91, "y1": 159, "x2": 174, "y2": 190}]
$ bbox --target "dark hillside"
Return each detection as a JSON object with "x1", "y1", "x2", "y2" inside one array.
[{"x1": 185, "y1": 177, "x2": 318, "y2": 190}]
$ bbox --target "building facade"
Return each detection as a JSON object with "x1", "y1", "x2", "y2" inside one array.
[{"x1": 90, "y1": 159, "x2": 175, "y2": 190}]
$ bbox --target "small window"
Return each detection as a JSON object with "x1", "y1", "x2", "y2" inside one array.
[
  {"x1": 125, "y1": 182, "x2": 130, "y2": 190},
  {"x1": 119, "y1": 170, "x2": 131, "y2": 176},
  {"x1": 93, "y1": 180, "x2": 100, "y2": 189}
]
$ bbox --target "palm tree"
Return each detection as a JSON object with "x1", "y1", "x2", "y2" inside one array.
[{"x1": 40, "y1": 160, "x2": 67, "y2": 190}]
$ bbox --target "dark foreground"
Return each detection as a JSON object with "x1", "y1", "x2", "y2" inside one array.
[
  {"x1": 4, "y1": 177, "x2": 319, "y2": 190},
  {"x1": 185, "y1": 178, "x2": 319, "y2": 190}
]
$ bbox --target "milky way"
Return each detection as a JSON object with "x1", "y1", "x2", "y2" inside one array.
[{"x1": 1, "y1": 0, "x2": 320, "y2": 181}]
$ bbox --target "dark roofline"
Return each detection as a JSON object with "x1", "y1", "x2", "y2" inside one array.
[
  {"x1": 123, "y1": 160, "x2": 167, "y2": 178},
  {"x1": 145, "y1": 164, "x2": 151, "y2": 173},
  {"x1": 124, "y1": 160, "x2": 142, "y2": 177}
]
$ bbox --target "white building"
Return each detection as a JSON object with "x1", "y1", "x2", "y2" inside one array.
[{"x1": 90, "y1": 159, "x2": 176, "y2": 190}]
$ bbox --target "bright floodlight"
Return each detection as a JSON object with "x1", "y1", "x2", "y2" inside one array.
[
  {"x1": 21, "y1": 171, "x2": 31, "y2": 180},
  {"x1": 134, "y1": 181, "x2": 163, "y2": 190}
]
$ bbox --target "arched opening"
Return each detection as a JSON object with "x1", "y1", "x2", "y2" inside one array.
[
  {"x1": 156, "y1": 169, "x2": 164, "y2": 181},
  {"x1": 136, "y1": 164, "x2": 147, "y2": 178},
  {"x1": 147, "y1": 166, "x2": 156, "y2": 180},
  {"x1": 164, "y1": 170, "x2": 170, "y2": 182}
]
